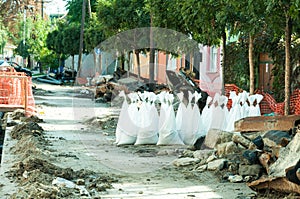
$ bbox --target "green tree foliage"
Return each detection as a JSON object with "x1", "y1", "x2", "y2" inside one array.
[
  {"x1": 84, "y1": 13, "x2": 106, "y2": 52},
  {"x1": 264, "y1": 0, "x2": 300, "y2": 114}
]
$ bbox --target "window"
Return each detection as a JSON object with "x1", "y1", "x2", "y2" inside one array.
[{"x1": 209, "y1": 47, "x2": 218, "y2": 73}]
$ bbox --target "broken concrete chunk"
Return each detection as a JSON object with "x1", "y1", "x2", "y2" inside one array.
[
  {"x1": 263, "y1": 130, "x2": 291, "y2": 148},
  {"x1": 216, "y1": 141, "x2": 239, "y2": 157},
  {"x1": 194, "y1": 164, "x2": 207, "y2": 172},
  {"x1": 203, "y1": 129, "x2": 233, "y2": 149},
  {"x1": 232, "y1": 134, "x2": 251, "y2": 149},
  {"x1": 172, "y1": 157, "x2": 200, "y2": 167},
  {"x1": 269, "y1": 132, "x2": 300, "y2": 178},
  {"x1": 242, "y1": 150, "x2": 259, "y2": 165},
  {"x1": 228, "y1": 175, "x2": 243, "y2": 183},
  {"x1": 259, "y1": 152, "x2": 273, "y2": 173},
  {"x1": 239, "y1": 164, "x2": 262, "y2": 177},
  {"x1": 193, "y1": 149, "x2": 214, "y2": 160},
  {"x1": 207, "y1": 159, "x2": 227, "y2": 171},
  {"x1": 252, "y1": 135, "x2": 264, "y2": 150}
]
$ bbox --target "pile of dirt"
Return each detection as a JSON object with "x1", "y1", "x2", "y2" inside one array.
[
  {"x1": 6, "y1": 115, "x2": 117, "y2": 198},
  {"x1": 10, "y1": 122, "x2": 44, "y2": 140},
  {"x1": 84, "y1": 116, "x2": 118, "y2": 133}
]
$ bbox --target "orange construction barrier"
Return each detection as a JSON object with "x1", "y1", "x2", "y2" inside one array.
[{"x1": 0, "y1": 68, "x2": 35, "y2": 116}]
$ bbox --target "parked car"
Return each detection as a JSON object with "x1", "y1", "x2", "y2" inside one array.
[{"x1": 0, "y1": 60, "x2": 32, "y2": 77}]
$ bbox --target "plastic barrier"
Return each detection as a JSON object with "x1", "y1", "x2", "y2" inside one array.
[
  {"x1": 0, "y1": 69, "x2": 35, "y2": 116},
  {"x1": 225, "y1": 84, "x2": 299, "y2": 116}
]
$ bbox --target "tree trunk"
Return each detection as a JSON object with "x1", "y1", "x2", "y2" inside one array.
[
  {"x1": 249, "y1": 34, "x2": 255, "y2": 95},
  {"x1": 221, "y1": 30, "x2": 226, "y2": 95},
  {"x1": 135, "y1": 50, "x2": 141, "y2": 82},
  {"x1": 149, "y1": 16, "x2": 155, "y2": 88},
  {"x1": 284, "y1": 16, "x2": 292, "y2": 115},
  {"x1": 77, "y1": 0, "x2": 86, "y2": 82},
  {"x1": 72, "y1": 55, "x2": 75, "y2": 78},
  {"x1": 87, "y1": 0, "x2": 92, "y2": 18}
]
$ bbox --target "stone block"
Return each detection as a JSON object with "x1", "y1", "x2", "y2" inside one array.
[{"x1": 239, "y1": 164, "x2": 262, "y2": 176}]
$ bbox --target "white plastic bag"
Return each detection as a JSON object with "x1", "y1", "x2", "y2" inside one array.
[
  {"x1": 180, "y1": 91, "x2": 197, "y2": 145},
  {"x1": 157, "y1": 92, "x2": 184, "y2": 145},
  {"x1": 135, "y1": 92, "x2": 159, "y2": 145},
  {"x1": 116, "y1": 92, "x2": 139, "y2": 145},
  {"x1": 248, "y1": 94, "x2": 263, "y2": 117},
  {"x1": 201, "y1": 95, "x2": 213, "y2": 135},
  {"x1": 225, "y1": 91, "x2": 242, "y2": 132}
]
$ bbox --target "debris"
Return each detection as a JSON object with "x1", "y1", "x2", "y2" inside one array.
[
  {"x1": 236, "y1": 115, "x2": 300, "y2": 132},
  {"x1": 207, "y1": 159, "x2": 227, "y2": 171},
  {"x1": 172, "y1": 157, "x2": 200, "y2": 167},
  {"x1": 232, "y1": 134, "x2": 251, "y2": 149},
  {"x1": 238, "y1": 165, "x2": 262, "y2": 177},
  {"x1": 228, "y1": 175, "x2": 243, "y2": 183}
]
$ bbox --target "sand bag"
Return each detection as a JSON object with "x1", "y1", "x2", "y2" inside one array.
[
  {"x1": 248, "y1": 94, "x2": 263, "y2": 117},
  {"x1": 180, "y1": 91, "x2": 196, "y2": 145},
  {"x1": 225, "y1": 91, "x2": 242, "y2": 132},
  {"x1": 135, "y1": 92, "x2": 159, "y2": 145},
  {"x1": 157, "y1": 92, "x2": 184, "y2": 145},
  {"x1": 201, "y1": 95, "x2": 213, "y2": 135},
  {"x1": 116, "y1": 92, "x2": 139, "y2": 145},
  {"x1": 191, "y1": 92, "x2": 205, "y2": 140},
  {"x1": 175, "y1": 92, "x2": 186, "y2": 140}
]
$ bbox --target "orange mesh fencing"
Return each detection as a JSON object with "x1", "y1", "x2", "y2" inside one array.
[
  {"x1": 225, "y1": 84, "x2": 299, "y2": 115},
  {"x1": 225, "y1": 84, "x2": 243, "y2": 110},
  {"x1": 0, "y1": 70, "x2": 35, "y2": 116}
]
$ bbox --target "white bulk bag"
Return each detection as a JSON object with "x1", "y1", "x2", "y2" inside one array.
[
  {"x1": 248, "y1": 94, "x2": 263, "y2": 117},
  {"x1": 191, "y1": 92, "x2": 205, "y2": 139},
  {"x1": 201, "y1": 95, "x2": 213, "y2": 135},
  {"x1": 225, "y1": 91, "x2": 242, "y2": 132},
  {"x1": 175, "y1": 92, "x2": 186, "y2": 140},
  {"x1": 135, "y1": 92, "x2": 159, "y2": 145},
  {"x1": 157, "y1": 92, "x2": 184, "y2": 145},
  {"x1": 240, "y1": 91, "x2": 250, "y2": 118},
  {"x1": 116, "y1": 92, "x2": 139, "y2": 145},
  {"x1": 180, "y1": 91, "x2": 196, "y2": 145}
]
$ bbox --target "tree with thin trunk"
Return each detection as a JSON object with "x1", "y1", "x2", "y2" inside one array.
[{"x1": 264, "y1": 0, "x2": 300, "y2": 115}]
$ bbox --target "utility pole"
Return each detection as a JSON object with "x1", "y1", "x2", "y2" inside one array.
[{"x1": 77, "y1": 0, "x2": 86, "y2": 80}]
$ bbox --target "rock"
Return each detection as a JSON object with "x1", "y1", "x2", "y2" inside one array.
[
  {"x1": 286, "y1": 158, "x2": 300, "y2": 185},
  {"x1": 172, "y1": 157, "x2": 200, "y2": 167},
  {"x1": 207, "y1": 159, "x2": 227, "y2": 171},
  {"x1": 181, "y1": 150, "x2": 194, "y2": 158},
  {"x1": 228, "y1": 175, "x2": 243, "y2": 183},
  {"x1": 203, "y1": 129, "x2": 233, "y2": 149},
  {"x1": 232, "y1": 134, "x2": 251, "y2": 148},
  {"x1": 216, "y1": 141, "x2": 239, "y2": 157},
  {"x1": 206, "y1": 154, "x2": 217, "y2": 163},
  {"x1": 252, "y1": 135, "x2": 264, "y2": 150},
  {"x1": 269, "y1": 132, "x2": 300, "y2": 177},
  {"x1": 193, "y1": 149, "x2": 214, "y2": 160},
  {"x1": 239, "y1": 164, "x2": 262, "y2": 176},
  {"x1": 259, "y1": 152, "x2": 272, "y2": 172},
  {"x1": 76, "y1": 179, "x2": 85, "y2": 186},
  {"x1": 263, "y1": 130, "x2": 291, "y2": 148},
  {"x1": 194, "y1": 164, "x2": 207, "y2": 172},
  {"x1": 242, "y1": 150, "x2": 259, "y2": 165}
]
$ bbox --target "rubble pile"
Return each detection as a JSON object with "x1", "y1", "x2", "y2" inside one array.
[
  {"x1": 172, "y1": 124, "x2": 300, "y2": 195},
  {"x1": 4, "y1": 111, "x2": 117, "y2": 198}
]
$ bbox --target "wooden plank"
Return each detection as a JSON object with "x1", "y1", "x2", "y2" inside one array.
[{"x1": 235, "y1": 115, "x2": 300, "y2": 132}]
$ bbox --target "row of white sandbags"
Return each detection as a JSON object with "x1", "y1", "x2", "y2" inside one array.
[
  {"x1": 201, "y1": 91, "x2": 263, "y2": 133},
  {"x1": 115, "y1": 90, "x2": 263, "y2": 146}
]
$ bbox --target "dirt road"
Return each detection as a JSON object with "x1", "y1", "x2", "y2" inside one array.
[{"x1": 0, "y1": 83, "x2": 256, "y2": 198}]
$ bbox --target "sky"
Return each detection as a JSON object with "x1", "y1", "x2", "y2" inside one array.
[{"x1": 44, "y1": 0, "x2": 67, "y2": 15}]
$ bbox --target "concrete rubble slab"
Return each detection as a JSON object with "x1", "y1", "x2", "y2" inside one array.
[{"x1": 235, "y1": 115, "x2": 300, "y2": 132}]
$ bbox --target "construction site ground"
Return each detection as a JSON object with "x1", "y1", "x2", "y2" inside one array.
[{"x1": 0, "y1": 83, "x2": 260, "y2": 198}]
